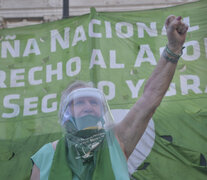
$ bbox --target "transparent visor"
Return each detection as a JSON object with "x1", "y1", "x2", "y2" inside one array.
[{"x1": 60, "y1": 88, "x2": 114, "y2": 130}]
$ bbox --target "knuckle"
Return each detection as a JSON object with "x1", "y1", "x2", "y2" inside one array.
[{"x1": 168, "y1": 15, "x2": 176, "y2": 22}]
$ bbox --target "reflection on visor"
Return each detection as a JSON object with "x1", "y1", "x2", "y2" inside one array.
[
  {"x1": 67, "y1": 88, "x2": 103, "y2": 105},
  {"x1": 60, "y1": 88, "x2": 114, "y2": 130}
]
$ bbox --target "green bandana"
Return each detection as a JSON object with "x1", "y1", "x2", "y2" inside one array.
[
  {"x1": 64, "y1": 117, "x2": 106, "y2": 162},
  {"x1": 48, "y1": 133, "x2": 116, "y2": 180},
  {"x1": 65, "y1": 128, "x2": 106, "y2": 162}
]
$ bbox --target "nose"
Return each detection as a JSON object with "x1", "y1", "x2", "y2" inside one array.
[{"x1": 83, "y1": 100, "x2": 94, "y2": 111}]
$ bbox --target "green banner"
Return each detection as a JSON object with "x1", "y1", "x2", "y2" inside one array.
[{"x1": 0, "y1": 0, "x2": 207, "y2": 179}]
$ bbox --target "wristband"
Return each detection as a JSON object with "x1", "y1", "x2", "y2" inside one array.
[
  {"x1": 166, "y1": 45, "x2": 184, "y2": 58},
  {"x1": 163, "y1": 45, "x2": 185, "y2": 64}
]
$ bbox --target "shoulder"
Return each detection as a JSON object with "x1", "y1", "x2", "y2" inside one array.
[
  {"x1": 33, "y1": 143, "x2": 54, "y2": 156},
  {"x1": 51, "y1": 140, "x2": 59, "y2": 150},
  {"x1": 31, "y1": 141, "x2": 57, "y2": 168},
  {"x1": 30, "y1": 141, "x2": 58, "y2": 180}
]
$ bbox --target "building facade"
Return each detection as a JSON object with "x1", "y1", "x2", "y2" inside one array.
[{"x1": 0, "y1": 0, "x2": 197, "y2": 28}]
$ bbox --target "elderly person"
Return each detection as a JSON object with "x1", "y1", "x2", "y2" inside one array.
[{"x1": 30, "y1": 15, "x2": 188, "y2": 180}]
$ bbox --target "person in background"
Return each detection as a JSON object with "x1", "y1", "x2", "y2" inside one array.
[{"x1": 30, "y1": 15, "x2": 188, "y2": 180}]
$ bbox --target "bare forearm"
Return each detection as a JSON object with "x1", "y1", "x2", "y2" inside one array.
[
  {"x1": 115, "y1": 15, "x2": 188, "y2": 159},
  {"x1": 116, "y1": 53, "x2": 177, "y2": 158},
  {"x1": 143, "y1": 53, "x2": 177, "y2": 108}
]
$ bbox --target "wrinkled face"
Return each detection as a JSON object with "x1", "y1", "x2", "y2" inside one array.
[{"x1": 69, "y1": 96, "x2": 102, "y2": 118}]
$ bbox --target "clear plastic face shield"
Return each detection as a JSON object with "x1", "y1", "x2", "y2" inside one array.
[
  {"x1": 60, "y1": 88, "x2": 114, "y2": 132},
  {"x1": 59, "y1": 87, "x2": 128, "y2": 175}
]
